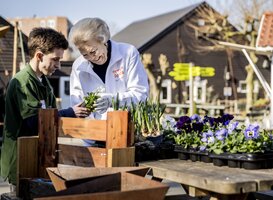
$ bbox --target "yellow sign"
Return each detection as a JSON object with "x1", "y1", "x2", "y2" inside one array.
[{"x1": 169, "y1": 63, "x2": 215, "y2": 80}]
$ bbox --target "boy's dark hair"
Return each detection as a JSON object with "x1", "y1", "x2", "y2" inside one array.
[{"x1": 28, "y1": 27, "x2": 68, "y2": 58}]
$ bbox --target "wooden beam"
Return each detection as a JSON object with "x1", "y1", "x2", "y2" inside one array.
[
  {"x1": 12, "y1": 22, "x2": 18, "y2": 77},
  {"x1": 59, "y1": 118, "x2": 107, "y2": 141},
  {"x1": 0, "y1": 25, "x2": 10, "y2": 37},
  {"x1": 218, "y1": 41, "x2": 273, "y2": 56}
]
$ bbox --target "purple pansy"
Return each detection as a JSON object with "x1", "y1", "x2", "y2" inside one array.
[
  {"x1": 215, "y1": 128, "x2": 228, "y2": 141},
  {"x1": 227, "y1": 121, "x2": 239, "y2": 134},
  {"x1": 244, "y1": 124, "x2": 260, "y2": 140},
  {"x1": 190, "y1": 114, "x2": 201, "y2": 122}
]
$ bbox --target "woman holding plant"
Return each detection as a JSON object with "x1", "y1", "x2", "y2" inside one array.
[{"x1": 68, "y1": 18, "x2": 149, "y2": 119}]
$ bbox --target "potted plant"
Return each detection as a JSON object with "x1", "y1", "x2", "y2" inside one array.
[
  {"x1": 130, "y1": 99, "x2": 166, "y2": 144},
  {"x1": 130, "y1": 99, "x2": 172, "y2": 161},
  {"x1": 172, "y1": 114, "x2": 234, "y2": 162},
  {"x1": 207, "y1": 122, "x2": 273, "y2": 169}
]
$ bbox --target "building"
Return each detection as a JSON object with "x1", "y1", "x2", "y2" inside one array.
[
  {"x1": 0, "y1": 16, "x2": 29, "y2": 90},
  {"x1": 113, "y1": 1, "x2": 270, "y2": 113},
  {"x1": 8, "y1": 16, "x2": 74, "y2": 61}
]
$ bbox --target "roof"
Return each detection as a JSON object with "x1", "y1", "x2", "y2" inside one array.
[
  {"x1": 256, "y1": 12, "x2": 273, "y2": 51},
  {"x1": 112, "y1": 2, "x2": 205, "y2": 52},
  {"x1": 0, "y1": 16, "x2": 29, "y2": 88}
]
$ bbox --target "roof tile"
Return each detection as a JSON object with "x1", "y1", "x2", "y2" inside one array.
[{"x1": 256, "y1": 12, "x2": 273, "y2": 48}]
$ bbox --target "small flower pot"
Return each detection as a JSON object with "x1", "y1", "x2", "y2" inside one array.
[
  {"x1": 227, "y1": 160, "x2": 240, "y2": 168},
  {"x1": 189, "y1": 154, "x2": 199, "y2": 162},
  {"x1": 178, "y1": 153, "x2": 189, "y2": 160},
  {"x1": 200, "y1": 154, "x2": 212, "y2": 163},
  {"x1": 158, "y1": 142, "x2": 177, "y2": 159},
  {"x1": 146, "y1": 135, "x2": 163, "y2": 146},
  {"x1": 174, "y1": 145, "x2": 190, "y2": 160},
  {"x1": 212, "y1": 158, "x2": 228, "y2": 167},
  {"x1": 210, "y1": 152, "x2": 273, "y2": 169}
]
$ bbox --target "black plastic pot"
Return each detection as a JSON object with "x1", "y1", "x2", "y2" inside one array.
[
  {"x1": 209, "y1": 152, "x2": 273, "y2": 169},
  {"x1": 158, "y1": 142, "x2": 177, "y2": 159},
  {"x1": 174, "y1": 145, "x2": 212, "y2": 163}
]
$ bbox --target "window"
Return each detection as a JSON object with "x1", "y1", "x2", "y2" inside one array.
[
  {"x1": 64, "y1": 81, "x2": 70, "y2": 95},
  {"x1": 237, "y1": 80, "x2": 247, "y2": 93},
  {"x1": 40, "y1": 20, "x2": 46, "y2": 27},
  {"x1": 194, "y1": 79, "x2": 207, "y2": 103},
  {"x1": 47, "y1": 19, "x2": 55, "y2": 28},
  {"x1": 160, "y1": 79, "x2": 172, "y2": 103},
  {"x1": 197, "y1": 19, "x2": 205, "y2": 26},
  {"x1": 185, "y1": 79, "x2": 207, "y2": 103}
]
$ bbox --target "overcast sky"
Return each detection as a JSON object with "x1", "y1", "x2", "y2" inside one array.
[{"x1": 0, "y1": 0, "x2": 226, "y2": 34}]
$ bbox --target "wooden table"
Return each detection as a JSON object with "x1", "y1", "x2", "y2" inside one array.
[{"x1": 140, "y1": 159, "x2": 273, "y2": 200}]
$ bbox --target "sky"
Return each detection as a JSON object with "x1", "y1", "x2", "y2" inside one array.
[{"x1": 0, "y1": 0, "x2": 226, "y2": 35}]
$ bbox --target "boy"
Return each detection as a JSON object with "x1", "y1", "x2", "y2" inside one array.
[{"x1": 1, "y1": 27, "x2": 89, "y2": 188}]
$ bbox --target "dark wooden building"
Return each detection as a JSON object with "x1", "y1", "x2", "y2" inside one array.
[
  {"x1": 0, "y1": 16, "x2": 29, "y2": 91},
  {"x1": 113, "y1": 1, "x2": 270, "y2": 106},
  {"x1": 0, "y1": 15, "x2": 73, "y2": 110}
]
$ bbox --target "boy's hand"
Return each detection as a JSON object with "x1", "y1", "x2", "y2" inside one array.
[{"x1": 72, "y1": 102, "x2": 90, "y2": 118}]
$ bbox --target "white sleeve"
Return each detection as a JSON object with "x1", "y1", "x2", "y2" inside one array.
[
  {"x1": 118, "y1": 47, "x2": 149, "y2": 105},
  {"x1": 70, "y1": 63, "x2": 84, "y2": 106}
]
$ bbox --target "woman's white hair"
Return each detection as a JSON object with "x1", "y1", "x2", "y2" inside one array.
[{"x1": 68, "y1": 18, "x2": 110, "y2": 48}]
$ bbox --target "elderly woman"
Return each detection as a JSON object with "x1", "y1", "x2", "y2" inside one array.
[{"x1": 68, "y1": 17, "x2": 149, "y2": 119}]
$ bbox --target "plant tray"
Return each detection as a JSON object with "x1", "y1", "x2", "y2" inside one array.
[
  {"x1": 36, "y1": 167, "x2": 168, "y2": 200},
  {"x1": 209, "y1": 152, "x2": 273, "y2": 169},
  {"x1": 174, "y1": 145, "x2": 212, "y2": 163}
]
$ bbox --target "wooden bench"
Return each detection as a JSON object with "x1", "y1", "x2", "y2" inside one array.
[{"x1": 17, "y1": 109, "x2": 135, "y2": 196}]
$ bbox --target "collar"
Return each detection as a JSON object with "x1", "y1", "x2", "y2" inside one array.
[
  {"x1": 76, "y1": 40, "x2": 123, "y2": 73},
  {"x1": 25, "y1": 64, "x2": 50, "y2": 87}
]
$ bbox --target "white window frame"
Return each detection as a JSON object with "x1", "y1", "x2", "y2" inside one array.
[
  {"x1": 185, "y1": 79, "x2": 207, "y2": 103},
  {"x1": 160, "y1": 79, "x2": 172, "y2": 103},
  {"x1": 40, "y1": 20, "x2": 46, "y2": 27},
  {"x1": 47, "y1": 19, "x2": 55, "y2": 28},
  {"x1": 237, "y1": 80, "x2": 247, "y2": 93},
  {"x1": 194, "y1": 79, "x2": 207, "y2": 103}
]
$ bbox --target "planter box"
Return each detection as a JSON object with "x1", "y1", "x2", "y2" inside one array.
[
  {"x1": 174, "y1": 145, "x2": 212, "y2": 163},
  {"x1": 46, "y1": 166, "x2": 150, "y2": 191},
  {"x1": 35, "y1": 167, "x2": 168, "y2": 200},
  {"x1": 209, "y1": 152, "x2": 273, "y2": 169}
]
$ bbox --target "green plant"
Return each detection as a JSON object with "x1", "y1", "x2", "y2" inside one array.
[
  {"x1": 111, "y1": 93, "x2": 129, "y2": 111},
  {"x1": 131, "y1": 99, "x2": 166, "y2": 138},
  {"x1": 199, "y1": 118, "x2": 273, "y2": 154},
  {"x1": 83, "y1": 91, "x2": 100, "y2": 112},
  {"x1": 223, "y1": 123, "x2": 273, "y2": 154},
  {"x1": 171, "y1": 114, "x2": 204, "y2": 149}
]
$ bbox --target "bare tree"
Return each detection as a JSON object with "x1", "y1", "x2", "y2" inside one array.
[
  {"x1": 142, "y1": 53, "x2": 170, "y2": 102},
  {"x1": 186, "y1": 0, "x2": 273, "y2": 113}
]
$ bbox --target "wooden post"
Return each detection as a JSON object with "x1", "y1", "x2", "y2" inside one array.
[
  {"x1": 12, "y1": 21, "x2": 18, "y2": 77},
  {"x1": 106, "y1": 111, "x2": 135, "y2": 167},
  {"x1": 17, "y1": 136, "x2": 39, "y2": 196},
  {"x1": 38, "y1": 109, "x2": 59, "y2": 178},
  {"x1": 106, "y1": 111, "x2": 130, "y2": 149},
  {"x1": 189, "y1": 62, "x2": 194, "y2": 116}
]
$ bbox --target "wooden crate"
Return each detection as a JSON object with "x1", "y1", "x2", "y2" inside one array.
[
  {"x1": 35, "y1": 172, "x2": 169, "y2": 200},
  {"x1": 17, "y1": 109, "x2": 135, "y2": 196}
]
